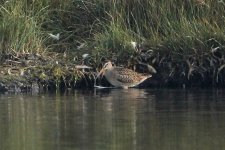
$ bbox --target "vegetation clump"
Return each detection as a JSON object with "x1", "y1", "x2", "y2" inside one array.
[{"x1": 1, "y1": 0, "x2": 225, "y2": 91}]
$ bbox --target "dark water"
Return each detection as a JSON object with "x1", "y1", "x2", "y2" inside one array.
[{"x1": 0, "y1": 89, "x2": 225, "y2": 150}]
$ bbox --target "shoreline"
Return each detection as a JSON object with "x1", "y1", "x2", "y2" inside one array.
[{"x1": 1, "y1": 49, "x2": 225, "y2": 93}]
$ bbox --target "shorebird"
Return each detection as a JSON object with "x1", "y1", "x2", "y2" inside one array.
[{"x1": 96, "y1": 61, "x2": 152, "y2": 89}]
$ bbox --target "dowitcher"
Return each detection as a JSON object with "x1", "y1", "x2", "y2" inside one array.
[{"x1": 96, "y1": 61, "x2": 152, "y2": 89}]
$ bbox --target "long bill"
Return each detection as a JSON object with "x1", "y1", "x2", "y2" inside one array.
[{"x1": 96, "y1": 68, "x2": 105, "y2": 79}]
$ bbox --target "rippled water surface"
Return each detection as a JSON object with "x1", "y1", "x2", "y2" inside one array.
[{"x1": 1, "y1": 89, "x2": 225, "y2": 150}]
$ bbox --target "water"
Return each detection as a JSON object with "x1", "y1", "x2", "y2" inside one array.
[{"x1": 0, "y1": 89, "x2": 225, "y2": 150}]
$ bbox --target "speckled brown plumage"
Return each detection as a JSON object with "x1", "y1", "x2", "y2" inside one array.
[
  {"x1": 97, "y1": 61, "x2": 152, "y2": 89},
  {"x1": 112, "y1": 67, "x2": 146, "y2": 83}
]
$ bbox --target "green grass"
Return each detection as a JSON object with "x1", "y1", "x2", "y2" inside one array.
[{"x1": 1, "y1": 0, "x2": 225, "y2": 70}]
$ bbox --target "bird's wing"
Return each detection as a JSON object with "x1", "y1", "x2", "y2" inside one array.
[{"x1": 114, "y1": 68, "x2": 142, "y2": 83}]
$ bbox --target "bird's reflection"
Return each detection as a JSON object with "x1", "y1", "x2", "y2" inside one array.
[{"x1": 94, "y1": 88, "x2": 151, "y2": 100}]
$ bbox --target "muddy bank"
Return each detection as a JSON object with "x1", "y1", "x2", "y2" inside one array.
[
  {"x1": 0, "y1": 52, "x2": 96, "y2": 93},
  {"x1": 1, "y1": 46, "x2": 225, "y2": 93}
]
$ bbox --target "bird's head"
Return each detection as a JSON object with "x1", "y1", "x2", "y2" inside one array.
[{"x1": 97, "y1": 61, "x2": 114, "y2": 78}]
